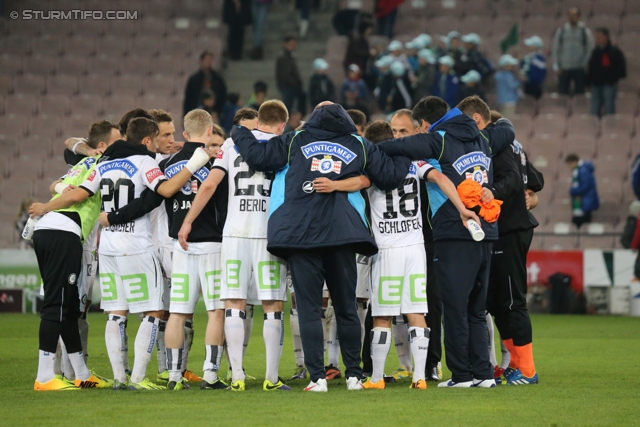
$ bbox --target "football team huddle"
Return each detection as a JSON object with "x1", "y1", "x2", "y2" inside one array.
[{"x1": 27, "y1": 94, "x2": 541, "y2": 392}]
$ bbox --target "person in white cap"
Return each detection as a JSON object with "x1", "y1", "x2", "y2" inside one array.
[
  {"x1": 457, "y1": 33, "x2": 493, "y2": 80},
  {"x1": 432, "y1": 55, "x2": 460, "y2": 107},
  {"x1": 459, "y1": 69, "x2": 486, "y2": 102},
  {"x1": 376, "y1": 61, "x2": 413, "y2": 113},
  {"x1": 521, "y1": 35, "x2": 547, "y2": 99},
  {"x1": 438, "y1": 31, "x2": 463, "y2": 64},
  {"x1": 405, "y1": 41, "x2": 420, "y2": 73},
  {"x1": 341, "y1": 63, "x2": 369, "y2": 104},
  {"x1": 309, "y1": 58, "x2": 336, "y2": 107},
  {"x1": 414, "y1": 49, "x2": 437, "y2": 103},
  {"x1": 495, "y1": 54, "x2": 521, "y2": 116}
]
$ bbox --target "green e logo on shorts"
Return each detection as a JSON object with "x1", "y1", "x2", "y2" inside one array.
[
  {"x1": 258, "y1": 261, "x2": 281, "y2": 290},
  {"x1": 379, "y1": 276, "x2": 402, "y2": 305},
  {"x1": 100, "y1": 273, "x2": 117, "y2": 301},
  {"x1": 226, "y1": 260, "x2": 241, "y2": 288},
  {"x1": 205, "y1": 270, "x2": 221, "y2": 300},
  {"x1": 409, "y1": 274, "x2": 427, "y2": 303},
  {"x1": 122, "y1": 273, "x2": 149, "y2": 303},
  {"x1": 171, "y1": 274, "x2": 190, "y2": 303}
]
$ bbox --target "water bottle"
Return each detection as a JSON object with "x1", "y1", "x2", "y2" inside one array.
[
  {"x1": 466, "y1": 218, "x2": 485, "y2": 242},
  {"x1": 22, "y1": 216, "x2": 40, "y2": 241}
]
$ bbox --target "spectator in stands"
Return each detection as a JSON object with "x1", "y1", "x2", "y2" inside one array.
[
  {"x1": 15, "y1": 198, "x2": 34, "y2": 250},
  {"x1": 183, "y1": 51, "x2": 227, "y2": 118},
  {"x1": 223, "y1": 0, "x2": 252, "y2": 60},
  {"x1": 565, "y1": 153, "x2": 599, "y2": 228},
  {"x1": 413, "y1": 49, "x2": 436, "y2": 103},
  {"x1": 276, "y1": 35, "x2": 307, "y2": 116},
  {"x1": 198, "y1": 89, "x2": 220, "y2": 123},
  {"x1": 343, "y1": 85, "x2": 370, "y2": 119},
  {"x1": 332, "y1": 9, "x2": 374, "y2": 36},
  {"x1": 622, "y1": 201, "x2": 640, "y2": 279},
  {"x1": 250, "y1": 0, "x2": 272, "y2": 60},
  {"x1": 459, "y1": 70, "x2": 486, "y2": 102},
  {"x1": 343, "y1": 20, "x2": 375, "y2": 77},
  {"x1": 376, "y1": 61, "x2": 413, "y2": 113},
  {"x1": 456, "y1": 33, "x2": 492, "y2": 81},
  {"x1": 552, "y1": 7, "x2": 594, "y2": 95},
  {"x1": 436, "y1": 31, "x2": 463, "y2": 65},
  {"x1": 220, "y1": 93, "x2": 242, "y2": 134},
  {"x1": 521, "y1": 36, "x2": 547, "y2": 100},
  {"x1": 341, "y1": 64, "x2": 369, "y2": 104},
  {"x1": 387, "y1": 40, "x2": 410, "y2": 71},
  {"x1": 296, "y1": 0, "x2": 311, "y2": 38},
  {"x1": 405, "y1": 41, "x2": 420, "y2": 73},
  {"x1": 247, "y1": 80, "x2": 268, "y2": 111},
  {"x1": 495, "y1": 54, "x2": 521, "y2": 117},
  {"x1": 309, "y1": 59, "x2": 336, "y2": 108},
  {"x1": 431, "y1": 55, "x2": 459, "y2": 108},
  {"x1": 375, "y1": 0, "x2": 403, "y2": 38},
  {"x1": 587, "y1": 27, "x2": 627, "y2": 117}
]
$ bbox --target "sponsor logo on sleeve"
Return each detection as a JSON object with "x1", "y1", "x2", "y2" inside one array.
[
  {"x1": 145, "y1": 167, "x2": 164, "y2": 183},
  {"x1": 216, "y1": 149, "x2": 224, "y2": 159},
  {"x1": 87, "y1": 169, "x2": 97, "y2": 181}
]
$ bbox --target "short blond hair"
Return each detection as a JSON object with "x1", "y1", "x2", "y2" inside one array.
[
  {"x1": 184, "y1": 109, "x2": 214, "y2": 138},
  {"x1": 258, "y1": 100, "x2": 289, "y2": 126}
]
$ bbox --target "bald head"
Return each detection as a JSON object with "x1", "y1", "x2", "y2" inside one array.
[{"x1": 315, "y1": 101, "x2": 334, "y2": 109}]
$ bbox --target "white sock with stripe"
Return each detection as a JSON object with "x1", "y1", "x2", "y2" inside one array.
[
  {"x1": 130, "y1": 316, "x2": 160, "y2": 384},
  {"x1": 224, "y1": 309, "x2": 246, "y2": 382},
  {"x1": 105, "y1": 314, "x2": 128, "y2": 383},
  {"x1": 370, "y1": 327, "x2": 391, "y2": 383},
  {"x1": 263, "y1": 311, "x2": 284, "y2": 383},
  {"x1": 409, "y1": 327, "x2": 429, "y2": 382}
]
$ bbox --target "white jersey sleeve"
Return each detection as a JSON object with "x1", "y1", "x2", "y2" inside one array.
[
  {"x1": 140, "y1": 156, "x2": 167, "y2": 192},
  {"x1": 79, "y1": 166, "x2": 102, "y2": 195},
  {"x1": 368, "y1": 161, "x2": 424, "y2": 249},
  {"x1": 416, "y1": 160, "x2": 435, "y2": 179},
  {"x1": 212, "y1": 138, "x2": 232, "y2": 173}
]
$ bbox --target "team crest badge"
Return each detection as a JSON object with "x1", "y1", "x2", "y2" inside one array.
[
  {"x1": 311, "y1": 155, "x2": 342, "y2": 174},
  {"x1": 465, "y1": 166, "x2": 488, "y2": 184}
]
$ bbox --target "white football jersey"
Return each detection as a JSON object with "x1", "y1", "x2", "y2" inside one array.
[
  {"x1": 368, "y1": 161, "x2": 432, "y2": 249},
  {"x1": 80, "y1": 154, "x2": 167, "y2": 256},
  {"x1": 213, "y1": 130, "x2": 276, "y2": 238}
]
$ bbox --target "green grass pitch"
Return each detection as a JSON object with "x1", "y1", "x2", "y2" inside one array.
[{"x1": 1, "y1": 304, "x2": 639, "y2": 427}]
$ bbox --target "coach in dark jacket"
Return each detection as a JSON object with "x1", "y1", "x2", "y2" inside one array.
[
  {"x1": 231, "y1": 102, "x2": 410, "y2": 389},
  {"x1": 587, "y1": 27, "x2": 626, "y2": 116},
  {"x1": 183, "y1": 52, "x2": 228, "y2": 117}
]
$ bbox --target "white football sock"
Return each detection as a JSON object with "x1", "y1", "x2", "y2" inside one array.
[
  {"x1": 130, "y1": 316, "x2": 160, "y2": 384},
  {"x1": 409, "y1": 327, "x2": 429, "y2": 382},
  {"x1": 68, "y1": 351, "x2": 91, "y2": 381},
  {"x1": 371, "y1": 327, "x2": 391, "y2": 383},
  {"x1": 156, "y1": 319, "x2": 167, "y2": 373},
  {"x1": 500, "y1": 339, "x2": 511, "y2": 370},
  {"x1": 105, "y1": 314, "x2": 128, "y2": 382},
  {"x1": 53, "y1": 345, "x2": 62, "y2": 376},
  {"x1": 36, "y1": 350, "x2": 56, "y2": 383},
  {"x1": 180, "y1": 319, "x2": 194, "y2": 372},
  {"x1": 357, "y1": 302, "x2": 368, "y2": 345},
  {"x1": 122, "y1": 320, "x2": 130, "y2": 372},
  {"x1": 78, "y1": 317, "x2": 89, "y2": 365},
  {"x1": 290, "y1": 308, "x2": 305, "y2": 367},
  {"x1": 59, "y1": 339, "x2": 74, "y2": 380},
  {"x1": 224, "y1": 309, "x2": 246, "y2": 382},
  {"x1": 243, "y1": 305, "x2": 254, "y2": 358},
  {"x1": 264, "y1": 311, "x2": 284, "y2": 383},
  {"x1": 166, "y1": 347, "x2": 183, "y2": 382},
  {"x1": 487, "y1": 313, "x2": 497, "y2": 368},
  {"x1": 203, "y1": 345, "x2": 223, "y2": 383},
  {"x1": 327, "y1": 311, "x2": 340, "y2": 367},
  {"x1": 393, "y1": 316, "x2": 412, "y2": 371}
]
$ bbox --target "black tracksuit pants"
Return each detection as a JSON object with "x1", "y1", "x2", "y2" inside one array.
[
  {"x1": 425, "y1": 251, "x2": 442, "y2": 372},
  {"x1": 487, "y1": 228, "x2": 534, "y2": 346},
  {"x1": 288, "y1": 246, "x2": 363, "y2": 382},
  {"x1": 33, "y1": 229, "x2": 83, "y2": 353},
  {"x1": 435, "y1": 239, "x2": 493, "y2": 383}
]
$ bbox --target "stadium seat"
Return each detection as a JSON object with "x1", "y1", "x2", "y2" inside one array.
[
  {"x1": 143, "y1": 74, "x2": 177, "y2": 97},
  {"x1": 102, "y1": 94, "x2": 137, "y2": 117},
  {"x1": 28, "y1": 115, "x2": 62, "y2": 138},
  {"x1": 597, "y1": 134, "x2": 631, "y2": 158},
  {"x1": 46, "y1": 74, "x2": 78, "y2": 96},
  {"x1": 23, "y1": 55, "x2": 57, "y2": 77},
  {"x1": 621, "y1": 14, "x2": 640, "y2": 33},
  {"x1": 533, "y1": 114, "x2": 566, "y2": 137},
  {"x1": 63, "y1": 37, "x2": 97, "y2": 57},
  {"x1": 57, "y1": 55, "x2": 88, "y2": 76},
  {"x1": 153, "y1": 55, "x2": 187, "y2": 77},
  {"x1": 32, "y1": 36, "x2": 64, "y2": 56},
  {"x1": 587, "y1": 15, "x2": 621, "y2": 35},
  {"x1": 522, "y1": 16, "x2": 562, "y2": 40},
  {"x1": 545, "y1": 235, "x2": 579, "y2": 250},
  {"x1": 116, "y1": 75, "x2": 144, "y2": 97},
  {"x1": 97, "y1": 36, "x2": 131, "y2": 58},
  {"x1": 6, "y1": 94, "x2": 37, "y2": 116},
  {"x1": 119, "y1": 56, "x2": 153, "y2": 77},
  {"x1": 14, "y1": 74, "x2": 46, "y2": 95},
  {"x1": 527, "y1": 133, "x2": 563, "y2": 160},
  {"x1": 136, "y1": 94, "x2": 170, "y2": 111},
  {"x1": 0, "y1": 114, "x2": 27, "y2": 140},
  {"x1": 592, "y1": 0, "x2": 625, "y2": 17},
  {"x1": 602, "y1": 114, "x2": 634, "y2": 137},
  {"x1": 564, "y1": 133, "x2": 597, "y2": 159},
  {"x1": 616, "y1": 94, "x2": 638, "y2": 116},
  {"x1": 85, "y1": 54, "x2": 121, "y2": 77},
  {"x1": 566, "y1": 113, "x2": 600, "y2": 137},
  {"x1": 460, "y1": 0, "x2": 494, "y2": 18},
  {"x1": 515, "y1": 96, "x2": 537, "y2": 115},
  {"x1": 70, "y1": 94, "x2": 103, "y2": 117},
  {"x1": 0, "y1": 54, "x2": 24, "y2": 75},
  {"x1": 2, "y1": 35, "x2": 32, "y2": 56},
  {"x1": 627, "y1": 1, "x2": 640, "y2": 14},
  {"x1": 530, "y1": 0, "x2": 561, "y2": 17},
  {"x1": 509, "y1": 114, "x2": 534, "y2": 139},
  {"x1": 78, "y1": 75, "x2": 112, "y2": 97}
]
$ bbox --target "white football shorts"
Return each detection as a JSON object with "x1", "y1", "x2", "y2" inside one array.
[
  {"x1": 170, "y1": 241, "x2": 224, "y2": 313},
  {"x1": 98, "y1": 252, "x2": 164, "y2": 314},
  {"x1": 356, "y1": 254, "x2": 371, "y2": 299},
  {"x1": 220, "y1": 237, "x2": 287, "y2": 302},
  {"x1": 78, "y1": 249, "x2": 97, "y2": 313},
  {"x1": 370, "y1": 244, "x2": 428, "y2": 317},
  {"x1": 157, "y1": 246, "x2": 173, "y2": 311}
]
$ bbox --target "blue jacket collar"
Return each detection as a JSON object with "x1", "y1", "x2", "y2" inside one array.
[{"x1": 428, "y1": 107, "x2": 462, "y2": 133}]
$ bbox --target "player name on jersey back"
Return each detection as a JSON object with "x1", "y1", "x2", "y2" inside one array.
[
  {"x1": 368, "y1": 162, "x2": 431, "y2": 248},
  {"x1": 81, "y1": 154, "x2": 166, "y2": 256},
  {"x1": 214, "y1": 130, "x2": 276, "y2": 238}
]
